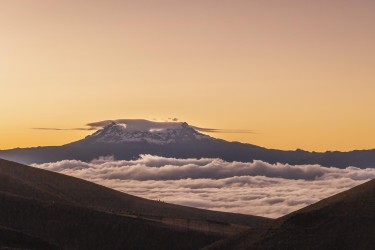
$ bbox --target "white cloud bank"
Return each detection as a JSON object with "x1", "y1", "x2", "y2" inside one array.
[{"x1": 33, "y1": 155, "x2": 375, "y2": 218}]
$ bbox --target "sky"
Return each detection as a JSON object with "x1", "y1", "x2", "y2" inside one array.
[{"x1": 1, "y1": 0, "x2": 375, "y2": 151}]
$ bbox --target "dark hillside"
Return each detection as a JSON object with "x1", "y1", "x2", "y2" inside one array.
[
  {"x1": 0, "y1": 159, "x2": 268, "y2": 249},
  {"x1": 204, "y1": 179, "x2": 375, "y2": 250}
]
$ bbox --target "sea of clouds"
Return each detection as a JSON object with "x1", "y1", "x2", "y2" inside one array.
[{"x1": 33, "y1": 155, "x2": 375, "y2": 218}]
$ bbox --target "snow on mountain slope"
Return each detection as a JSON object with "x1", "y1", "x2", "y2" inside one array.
[{"x1": 85, "y1": 121, "x2": 213, "y2": 144}]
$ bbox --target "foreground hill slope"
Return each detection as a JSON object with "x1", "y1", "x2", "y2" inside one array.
[
  {"x1": 0, "y1": 159, "x2": 266, "y2": 226},
  {"x1": 0, "y1": 159, "x2": 268, "y2": 249},
  {"x1": 204, "y1": 178, "x2": 375, "y2": 250},
  {"x1": 0, "y1": 191, "x2": 215, "y2": 250},
  {"x1": 0, "y1": 226, "x2": 60, "y2": 250}
]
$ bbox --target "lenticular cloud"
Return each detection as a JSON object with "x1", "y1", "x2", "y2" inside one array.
[{"x1": 33, "y1": 155, "x2": 375, "y2": 218}]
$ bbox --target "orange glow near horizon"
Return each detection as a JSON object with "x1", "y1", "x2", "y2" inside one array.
[{"x1": 1, "y1": 0, "x2": 375, "y2": 152}]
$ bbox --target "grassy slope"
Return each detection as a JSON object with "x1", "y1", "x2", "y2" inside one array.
[
  {"x1": 0, "y1": 159, "x2": 267, "y2": 226},
  {"x1": 204, "y1": 179, "x2": 375, "y2": 250},
  {"x1": 0, "y1": 226, "x2": 60, "y2": 250},
  {"x1": 0, "y1": 159, "x2": 269, "y2": 249},
  {"x1": 0, "y1": 192, "x2": 218, "y2": 250}
]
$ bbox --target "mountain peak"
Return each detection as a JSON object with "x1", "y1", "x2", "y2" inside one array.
[
  {"x1": 181, "y1": 122, "x2": 189, "y2": 127},
  {"x1": 107, "y1": 121, "x2": 119, "y2": 127},
  {"x1": 85, "y1": 121, "x2": 212, "y2": 145}
]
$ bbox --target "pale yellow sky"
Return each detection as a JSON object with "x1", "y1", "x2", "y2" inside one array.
[{"x1": 1, "y1": 0, "x2": 375, "y2": 151}]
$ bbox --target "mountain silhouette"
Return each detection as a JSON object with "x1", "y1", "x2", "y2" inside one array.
[{"x1": 1, "y1": 121, "x2": 375, "y2": 168}]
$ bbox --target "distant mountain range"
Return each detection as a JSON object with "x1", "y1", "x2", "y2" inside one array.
[
  {"x1": 1, "y1": 121, "x2": 375, "y2": 168},
  {"x1": 0, "y1": 159, "x2": 267, "y2": 250}
]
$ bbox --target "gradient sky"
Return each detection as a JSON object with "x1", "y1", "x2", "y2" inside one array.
[{"x1": 1, "y1": 0, "x2": 375, "y2": 151}]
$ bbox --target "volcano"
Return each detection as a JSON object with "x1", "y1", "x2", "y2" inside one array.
[{"x1": 1, "y1": 120, "x2": 375, "y2": 168}]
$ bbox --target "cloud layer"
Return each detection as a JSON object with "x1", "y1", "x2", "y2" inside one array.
[{"x1": 33, "y1": 155, "x2": 375, "y2": 218}]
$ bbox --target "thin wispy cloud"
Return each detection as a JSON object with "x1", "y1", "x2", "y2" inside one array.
[
  {"x1": 196, "y1": 128, "x2": 255, "y2": 134},
  {"x1": 32, "y1": 127, "x2": 95, "y2": 131},
  {"x1": 31, "y1": 119, "x2": 255, "y2": 134}
]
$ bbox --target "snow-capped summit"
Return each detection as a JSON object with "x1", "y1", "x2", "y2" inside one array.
[{"x1": 85, "y1": 121, "x2": 212, "y2": 145}]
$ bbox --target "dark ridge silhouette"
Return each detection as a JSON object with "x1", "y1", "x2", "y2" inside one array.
[
  {"x1": 203, "y1": 178, "x2": 375, "y2": 250},
  {"x1": 0, "y1": 226, "x2": 60, "y2": 249},
  {"x1": 1, "y1": 123, "x2": 375, "y2": 168},
  {"x1": 0, "y1": 159, "x2": 268, "y2": 250}
]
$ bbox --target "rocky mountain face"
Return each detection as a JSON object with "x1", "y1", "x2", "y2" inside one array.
[{"x1": 85, "y1": 122, "x2": 212, "y2": 145}]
